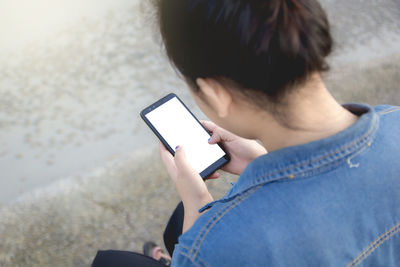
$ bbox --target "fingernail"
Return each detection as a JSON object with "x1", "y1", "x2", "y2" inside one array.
[
  {"x1": 175, "y1": 146, "x2": 180, "y2": 151},
  {"x1": 208, "y1": 137, "x2": 212, "y2": 143}
]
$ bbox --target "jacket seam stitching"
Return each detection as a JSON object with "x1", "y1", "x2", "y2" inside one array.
[
  {"x1": 347, "y1": 221, "x2": 400, "y2": 267},
  {"x1": 191, "y1": 192, "x2": 251, "y2": 257},
  {"x1": 219, "y1": 112, "x2": 378, "y2": 207},
  {"x1": 178, "y1": 251, "x2": 205, "y2": 267},
  {"x1": 377, "y1": 106, "x2": 400, "y2": 115},
  {"x1": 189, "y1": 185, "x2": 263, "y2": 260},
  {"x1": 252, "y1": 115, "x2": 377, "y2": 183},
  {"x1": 195, "y1": 254, "x2": 209, "y2": 267},
  {"x1": 178, "y1": 243, "x2": 192, "y2": 252},
  {"x1": 221, "y1": 114, "x2": 377, "y2": 199},
  {"x1": 190, "y1": 197, "x2": 243, "y2": 255},
  {"x1": 225, "y1": 145, "x2": 366, "y2": 206},
  {"x1": 193, "y1": 186, "x2": 259, "y2": 258}
]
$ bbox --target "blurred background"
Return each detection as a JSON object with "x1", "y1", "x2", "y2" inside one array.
[{"x1": 0, "y1": 0, "x2": 399, "y2": 266}]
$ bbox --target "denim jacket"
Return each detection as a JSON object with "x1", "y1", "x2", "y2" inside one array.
[{"x1": 171, "y1": 104, "x2": 400, "y2": 267}]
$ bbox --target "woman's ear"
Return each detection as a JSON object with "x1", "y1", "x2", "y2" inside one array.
[{"x1": 196, "y1": 78, "x2": 232, "y2": 118}]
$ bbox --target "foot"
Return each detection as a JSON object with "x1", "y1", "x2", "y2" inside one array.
[
  {"x1": 143, "y1": 241, "x2": 171, "y2": 266},
  {"x1": 152, "y1": 246, "x2": 172, "y2": 265}
]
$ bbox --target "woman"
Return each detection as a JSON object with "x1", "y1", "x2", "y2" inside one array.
[{"x1": 93, "y1": 0, "x2": 400, "y2": 266}]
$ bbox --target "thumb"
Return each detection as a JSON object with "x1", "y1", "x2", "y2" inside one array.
[{"x1": 174, "y1": 146, "x2": 193, "y2": 174}]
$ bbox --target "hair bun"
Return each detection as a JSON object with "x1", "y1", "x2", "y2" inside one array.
[{"x1": 156, "y1": 0, "x2": 332, "y2": 100}]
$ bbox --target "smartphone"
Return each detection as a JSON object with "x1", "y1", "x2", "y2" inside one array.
[{"x1": 140, "y1": 93, "x2": 230, "y2": 179}]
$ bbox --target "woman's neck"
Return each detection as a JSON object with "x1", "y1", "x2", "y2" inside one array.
[{"x1": 253, "y1": 75, "x2": 359, "y2": 151}]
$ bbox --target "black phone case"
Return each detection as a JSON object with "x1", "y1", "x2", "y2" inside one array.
[{"x1": 140, "y1": 93, "x2": 230, "y2": 179}]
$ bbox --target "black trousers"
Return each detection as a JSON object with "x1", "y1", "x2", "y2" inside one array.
[{"x1": 92, "y1": 202, "x2": 184, "y2": 267}]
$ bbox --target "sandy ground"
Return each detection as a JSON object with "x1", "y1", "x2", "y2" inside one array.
[{"x1": 0, "y1": 0, "x2": 399, "y2": 266}]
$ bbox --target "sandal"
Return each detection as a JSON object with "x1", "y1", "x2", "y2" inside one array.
[{"x1": 143, "y1": 241, "x2": 171, "y2": 266}]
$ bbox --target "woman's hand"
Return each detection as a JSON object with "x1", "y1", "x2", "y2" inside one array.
[
  {"x1": 158, "y1": 121, "x2": 266, "y2": 231},
  {"x1": 202, "y1": 120, "x2": 267, "y2": 176},
  {"x1": 159, "y1": 142, "x2": 213, "y2": 233}
]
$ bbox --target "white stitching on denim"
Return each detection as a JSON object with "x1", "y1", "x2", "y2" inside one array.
[
  {"x1": 185, "y1": 108, "x2": 381, "y2": 264},
  {"x1": 178, "y1": 250, "x2": 204, "y2": 267},
  {"x1": 189, "y1": 185, "x2": 263, "y2": 260},
  {"x1": 347, "y1": 158, "x2": 359, "y2": 168},
  {"x1": 191, "y1": 195, "x2": 245, "y2": 257},
  {"x1": 190, "y1": 196, "x2": 243, "y2": 255},
  {"x1": 189, "y1": 204, "x2": 229, "y2": 254},
  {"x1": 203, "y1": 111, "x2": 379, "y2": 218},
  {"x1": 219, "y1": 113, "x2": 379, "y2": 200},
  {"x1": 346, "y1": 145, "x2": 368, "y2": 168},
  {"x1": 377, "y1": 106, "x2": 400, "y2": 115},
  {"x1": 347, "y1": 222, "x2": 400, "y2": 267},
  {"x1": 195, "y1": 254, "x2": 209, "y2": 267},
  {"x1": 179, "y1": 243, "x2": 192, "y2": 252},
  {"x1": 193, "y1": 188, "x2": 257, "y2": 258},
  {"x1": 254, "y1": 114, "x2": 377, "y2": 180}
]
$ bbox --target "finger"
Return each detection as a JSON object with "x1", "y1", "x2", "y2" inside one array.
[
  {"x1": 201, "y1": 120, "x2": 217, "y2": 132},
  {"x1": 201, "y1": 121, "x2": 224, "y2": 144},
  {"x1": 159, "y1": 142, "x2": 177, "y2": 178},
  {"x1": 208, "y1": 129, "x2": 223, "y2": 144},
  {"x1": 174, "y1": 146, "x2": 195, "y2": 176},
  {"x1": 205, "y1": 172, "x2": 220, "y2": 180}
]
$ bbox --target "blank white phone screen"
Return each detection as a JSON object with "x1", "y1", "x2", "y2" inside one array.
[{"x1": 146, "y1": 97, "x2": 226, "y2": 173}]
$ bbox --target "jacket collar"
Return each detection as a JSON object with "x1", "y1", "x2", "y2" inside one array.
[{"x1": 200, "y1": 104, "x2": 379, "y2": 212}]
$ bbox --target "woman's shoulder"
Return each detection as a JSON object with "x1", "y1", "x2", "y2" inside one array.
[
  {"x1": 374, "y1": 104, "x2": 400, "y2": 140},
  {"x1": 374, "y1": 104, "x2": 400, "y2": 115}
]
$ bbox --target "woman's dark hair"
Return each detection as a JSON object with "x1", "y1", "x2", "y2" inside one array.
[{"x1": 154, "y1": 0, "x2": 332, "y2": 102}]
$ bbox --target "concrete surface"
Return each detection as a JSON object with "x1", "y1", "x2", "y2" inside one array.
[{"x1": 0, "y1": 0, "x2": 399, "y2": 266}]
